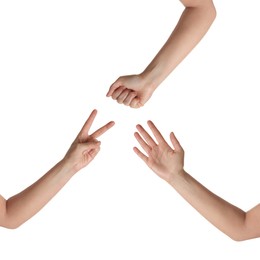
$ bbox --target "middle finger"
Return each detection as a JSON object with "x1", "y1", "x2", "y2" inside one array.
[{"x1": 136, "y1": 124, "x2": 157, "y2": 147}]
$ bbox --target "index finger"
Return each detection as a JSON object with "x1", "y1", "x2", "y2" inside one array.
[
  {"x1": 147, "y1": 120, "x2": 167, "y2": 144},
  {"x1": 106, "y1": 81, "x2": 121, "y2": 97},
  {"x1": 78, "y1": 109, "x2": 98, "y2": 139},
  {"x1": 136, "y1": 124, "x2": 157, "y2": 147},
  {"x1": 90, "y1": 121, "x2": 115, "y2": 139}
]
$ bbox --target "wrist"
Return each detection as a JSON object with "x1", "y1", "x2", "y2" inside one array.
[
  {"x1": 167, "y1": 169, "x2": 186, "y2": 187},
  {"x1": 141, "y1": 59, "x2": 170, "y2": 90},
  {"x1": 139, "y1": 68, "x2": 161, "y2": 91},
  {"x1": 58, "y1": 159, "x2": 78, "y2": 178}
]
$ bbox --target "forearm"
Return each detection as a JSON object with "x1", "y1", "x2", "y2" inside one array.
[
  {"x1": 141, "y1": 3, "x2": 216, "y2": 89},
  {"x1": 4, "y1": 160, "x2": 75, "y2": 229},
  {"x1": 170, "y1": 170, "x2": 247, "y2": 241}
]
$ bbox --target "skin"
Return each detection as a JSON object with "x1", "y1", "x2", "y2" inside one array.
[
  {"x1": 0, "y1": 109, "x2": 115, "y2": 229},
  {"x1": 133, "y1": 121, "x2": 260, "y2": 241},
  {"x1": 107, "y1": 0, "x2": 216, "y2": 108}
]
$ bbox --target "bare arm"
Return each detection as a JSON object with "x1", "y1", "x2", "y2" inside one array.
[
  {"x1": 0, "y1": 110, "x2": 115, "y2": 229},
  {"x1": 141, "y1": 0, "x2": 216, "y2": 88},
  {"x1": 134, "y1": 121, "x2": 260, "y2": 241},
  {"x1": 170, "y1": 171, "x2": 260, "y2": 241},
  {"x1": 107, "y1": 0, "x2": 216, "y2": 108},
  {"x1": 0, "y1": 161, "x2": 78, "y2": 229}
]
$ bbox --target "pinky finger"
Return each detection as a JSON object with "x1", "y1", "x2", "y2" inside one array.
[
  {"x1": 133, "y1": 147, "x2": 148, "y2": 163},
  {"x1": 170, "y1": 132, "x2": 183, "y2": 152}
]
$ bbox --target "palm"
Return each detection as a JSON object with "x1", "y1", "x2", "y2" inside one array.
[
  {"x1": 146, "y1": 145, "x2": 175, "y2": 180},
  {"x1": 134, "y1": 121, "x2": 184, "y2": 183}
]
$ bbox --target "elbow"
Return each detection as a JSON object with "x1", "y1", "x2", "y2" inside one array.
[
  {"x1": 1, "y1": 217, "x2": 25, "y2": 229},
  {"x1": 200, "y1": 1, "x2": 217, "y2": 26},
  {"x1": 2, "y1": 221, "x2": 23, "y2": 230},
  {"x1": 229, "y1": 234, "x2": 247, "y2": 242},
  {"x1": 229, "y1": 233, "x2": 258, "y2": 242},
  {"x1": 229, "y1": 235, "x2": 254, "y2": 242},
  {"x1": 201, "y1": 3, "x2": 217, "y2": 31},
  {"x1": 226, "y1": 229, "x2": 255, "y2": 242},
  {"x1": 181, "y1": 0, "x2": 217, "y2": 24},
  {"x1": 227, "y1": 213, "x2": 259, "y2": 242},
  {"x1": 208, "y1": 4, "x2": 217, "y2": 24}
]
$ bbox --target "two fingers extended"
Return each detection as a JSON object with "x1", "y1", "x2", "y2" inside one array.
[{"x1": 78, "y1": 109, "x2": 115, "y2": 142}]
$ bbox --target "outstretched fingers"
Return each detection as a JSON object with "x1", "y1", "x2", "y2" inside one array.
[
  {"x1": 136, "y1": 124, "x2": 157, "y2": 147},
  {"x1": 78, "y1": 109, "x2": 98, "y2": 140},
  {"x1": 134, "y1": 132, "x2": 151, "y2": 154},
  {"x1": 170, "y1": 132, "x2": 183, "y2": 151},
  {"x1": 133, "y1": 147, "x2": 148, "y2": 164},
  {"x1": 147, "y1": 120, "x2": 167, "y2": 144},
  {"x1": 90, "y1": 121, "x2": 115, "y2": 139}
]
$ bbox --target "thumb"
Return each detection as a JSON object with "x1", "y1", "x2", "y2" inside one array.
[
  {"x1": 82, "y1": 143, "x2": 101, "y2": 161},
  {"x1": 82, "y1": 141, "x2": 101, "y2": 152},
  {"x1": 88, "y1": 146, "x2": 101, "y2": 158},
  {"x1": 130, "y1": 97, "x2": 143, "y2": 109}
]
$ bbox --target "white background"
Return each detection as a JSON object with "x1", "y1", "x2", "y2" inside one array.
[{"x1": 0, "y1": 0, "x2": 259, "y2": 259}]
